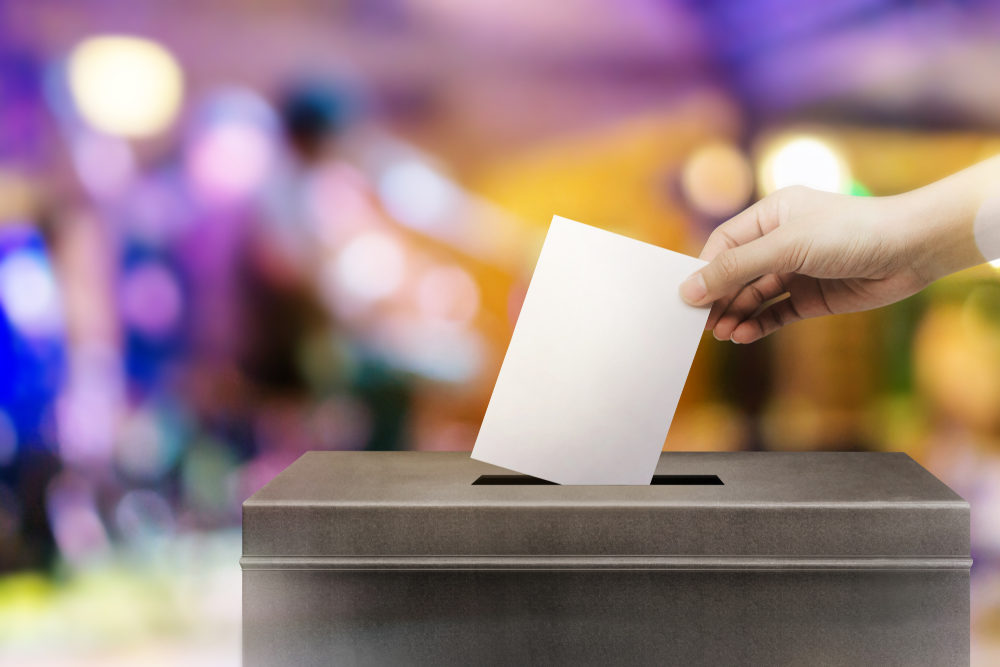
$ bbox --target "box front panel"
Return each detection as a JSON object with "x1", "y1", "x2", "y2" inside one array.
[{"x1": 243, "y1": 568, "x2": 969, "y2": 667}]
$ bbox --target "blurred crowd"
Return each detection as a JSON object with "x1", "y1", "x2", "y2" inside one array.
[{"x1": 2, "y1": 0, "x2": 1000, "y2": 663}]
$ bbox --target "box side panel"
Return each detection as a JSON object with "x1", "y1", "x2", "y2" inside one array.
[
  {"x1": 243, "y1": 569, "x2": 969, "y2": 667},
  {"x1": 243, "y1": 504, "x2": 969, "y2": 558}
]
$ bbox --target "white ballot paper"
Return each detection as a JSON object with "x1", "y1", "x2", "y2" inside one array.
[{"x1": 471, "y1": 216, "x2": 709, "y2": 485}]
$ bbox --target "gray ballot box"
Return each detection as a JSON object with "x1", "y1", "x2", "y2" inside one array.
[{"x1": 241, "y1": 451, "x2": 970, "y2": 666}]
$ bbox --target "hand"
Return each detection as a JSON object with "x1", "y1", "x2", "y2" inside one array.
[{"x1": 678, "y1": 184, "x2": 981, "y2": 344}]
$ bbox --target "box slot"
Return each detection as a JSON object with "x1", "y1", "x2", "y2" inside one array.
[{"x1": 472, "y1": 474, "x2": 723, "y2": 486}]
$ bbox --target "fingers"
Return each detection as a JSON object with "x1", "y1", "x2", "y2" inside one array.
[
  {"x1": 680, "y1": 233, "x2": 795, "y2": 307},
  {"x1": 710, "y1": 273, "x2": 789, "y2": 340},
  {"x1": 730, "y1": 298, "x2": 805, "y2": 344},
  {"x1": 697, "y1": 195, "x2": 781, "y2": 262}
]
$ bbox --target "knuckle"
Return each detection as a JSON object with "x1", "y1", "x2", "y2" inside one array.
[{"x1": 715, "y1": 250, "x2": 741, "y2": 281}]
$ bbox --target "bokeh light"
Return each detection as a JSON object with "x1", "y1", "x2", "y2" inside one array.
[
  {"x1": 70, "y1": 130, "x2": 135, "y2": 200},
  {"x1": 67, "y1": 35, "x2": 183, "y2": 138},
  {"x1": 120, "y1": 261, "x2": 184, "y2": 339},
  {"x1": 185, "y1": 90, "x2": 278, "y2": 206},
  {"x1": 45, "y1": 472, "x2": 110, "y2": 565},
  {"x1": 114, "y1": 489, "x2": 175, "y2": 543},
  {"x1": 417, "y1": 264, "x2": 480, "y2": 325},
  {"x1": 680, "y1": 141, "x2": 754, "y2": 218},
  {"x1": 115, "y1": 407, "x2": 183, "y2": 481},
  {"x1": 758, "y1": 135, "x2": 851, "y2": 195},
  {"x1": 331, "y1": 231, "x2": 406, "y2": 304},
  {"x1": 0, "y1": 249, "x2": 63, "y2": 337},
  {"x1": 378, "y1": 159, "x2": 461, "y2": 232}
]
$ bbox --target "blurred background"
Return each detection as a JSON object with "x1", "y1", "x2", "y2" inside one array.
[{"x1": 1, "y1": 0, "x2": 1000, "y2": 663}]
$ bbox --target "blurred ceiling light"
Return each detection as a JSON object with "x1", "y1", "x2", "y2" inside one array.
[
  {"x1": 758, "y1": 135, "x2": 851, "y2": 195},
  {"x1": 680, "y1": 142, "x2": 753, "y2": 218},
  {"x1": 67, "y1": 35, "x2": 184, "y2": 138},
  {"x1": 71, "y1": 131, "x2": 135, "y2": 199},
  {"x1": 378, "y1": 159, "x2": 460, "y2": 231},
  {"x1": 0, "y1": 251, "x2": 63, "y2": 337},
  {"x1": 417, "y1": 264, "x2": 480, "y2": 325},
  {"x1": 334, "y1": 231, "x2": 406, "y2": 303}
]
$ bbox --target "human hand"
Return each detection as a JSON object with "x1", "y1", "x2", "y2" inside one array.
[{"x1": 678, "y1": 184, "x2": 984, "y2": 343}]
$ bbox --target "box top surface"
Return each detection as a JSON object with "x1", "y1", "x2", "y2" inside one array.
[
  {"x1": 247, "y1": 451, "x2": 962, "y2": 506},
  {"x1": 242, "y1": 452, "x2": 968, "y2": 559}
]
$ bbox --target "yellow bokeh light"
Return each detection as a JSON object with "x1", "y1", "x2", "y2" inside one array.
[
  {"x1": 680, "y1": 141, "x2": 754, "y2": 218},
  {"x1": 758, "y1": 135, "x2": 851, "y2": 195},
  {"x1": 68, "y1": 36, "x2": 184, "y2": 138}
]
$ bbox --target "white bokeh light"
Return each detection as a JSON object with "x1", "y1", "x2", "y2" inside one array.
[
  {"x1": 0, "y1": 252, "x2": 63, "y2": 336},
  {"x1": 760, "y1": 136, "x2": 851, "y2": 195},
  {"x1": 377, "y1": 160, "x2": 460, "y2": 231},
  {"x1": 334, "y1": 232, "x2": 406, "y2": 303},
  {"x1": 67, "y1": 36, "x2": 184, "y2": 138}
]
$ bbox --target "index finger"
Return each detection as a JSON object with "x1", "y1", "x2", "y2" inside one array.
[{"x1": 698, "y1": 195, "x2": 780, "y2": 261}]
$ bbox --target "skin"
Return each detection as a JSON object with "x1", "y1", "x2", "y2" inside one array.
[{"x1": 679, "y1": 155, "x2": 1000, "y2": 343}]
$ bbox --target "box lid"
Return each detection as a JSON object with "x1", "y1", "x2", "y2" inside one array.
[{"x1": 242, "y1": 452, "x2": 969, "y2": 566}]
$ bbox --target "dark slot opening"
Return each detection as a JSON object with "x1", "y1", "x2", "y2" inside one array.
[{"x1": 472, "y1": 474, "x2": 723, "y2": 486}]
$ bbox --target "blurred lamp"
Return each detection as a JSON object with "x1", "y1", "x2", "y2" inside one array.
[
  {"x1": 67, "y1": 35, "x2": 183, "y2": 138},
  {"x1": 759, "y1": 136, "x2": 851, "y2": 195},
  {"x1": 680, "y1": 142, "x2": 753, "y2": 218}
]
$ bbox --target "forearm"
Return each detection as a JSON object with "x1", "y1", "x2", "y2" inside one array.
[{"x1": 899, "y1": 155, "x2": 1000, "y2": 282}]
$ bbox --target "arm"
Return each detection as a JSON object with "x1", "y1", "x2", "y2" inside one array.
[{"x1": 679, "y1": 155, "x2": 1000, "y2": 343}]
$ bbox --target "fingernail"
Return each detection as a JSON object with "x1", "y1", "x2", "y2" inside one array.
[{"x1": 679, "y1": 273, "x2": 707, "y2": 305}]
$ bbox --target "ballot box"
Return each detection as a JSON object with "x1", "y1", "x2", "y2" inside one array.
[{"x1": 241, "y1": 451, "x2": 969, "y2": 666}]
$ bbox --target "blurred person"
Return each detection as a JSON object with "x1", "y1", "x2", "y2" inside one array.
[
  {"x1": 680, "y1": 155, "x2": 1000, "y2": 343},
  {"x1": 244, "y1": 82, "x2": 413, "y2": 452}
]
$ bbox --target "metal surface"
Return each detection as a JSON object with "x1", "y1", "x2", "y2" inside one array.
[{"x1": 242, "y1": 451, "x2": 970, "y2": 666}]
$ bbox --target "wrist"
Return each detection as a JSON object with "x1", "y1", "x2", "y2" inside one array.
[{"x1": 894, "y1": 182, "x2": 985, "y2": 284}]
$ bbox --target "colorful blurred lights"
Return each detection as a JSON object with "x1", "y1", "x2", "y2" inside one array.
[
  {"x1": 681, "y1": 142, "x2": 753, "y2": 218},
  {"x1": 67, "y1": 36, "x2": 183, "y2": 138},
  {"x1": 334, "y1": 232, "x2": 406, "y2": 302},
  {"x1": 0, "y1": 251, "x2": 63, "y2": 337},
  {"x1": 759, "y1": 136, "x2": 851, "y2": 195}
]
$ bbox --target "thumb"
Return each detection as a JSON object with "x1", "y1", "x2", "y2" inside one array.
[{"x1": 679, "y1": 235, "x2": 792, "y2": 306}]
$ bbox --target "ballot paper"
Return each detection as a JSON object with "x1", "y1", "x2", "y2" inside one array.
[{"x1": 471, "y1": 216, "x2": 709, "y2": 485}]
